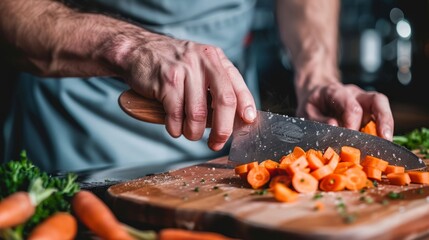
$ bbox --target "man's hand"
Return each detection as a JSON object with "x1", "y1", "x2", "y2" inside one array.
[
  {"x1": 117, "y1": 34, "x2": 257, "y2": 150},
  {"x1": 0, "y1": 0, "x2": 257, "y2": 151},
  {"x1": 295, "y1": 82, "x2": 394, "y2": 141}
]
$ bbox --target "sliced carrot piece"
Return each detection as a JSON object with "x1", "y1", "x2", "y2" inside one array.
[
  {"x1": 306, "y1": 149, "x2": 324, "y2": 170},
  {"x1": 234, "y1": 163, "x2": 249, "y2": 180},
  {"x1": 340, "y1": 146, "x2": 361, "y2": 165},
  {"x1": 272, "y1": 183, "x2": 298, "y2": 203},
  {"x1": 361, "y1": 155, "x2": 388, "y2": 172},
  {"x1": 319, "y1": 174, "x2": 347, "y2": 192},
  {"x1": 276, "y1": 163, "x2": 289, "y2": 175},
  {"x1": 292, "y1": 146, "x2": 306, "y2": 158},
  {"x1": 363, "y1": 166, "x2": 382, "y2": 181},
  {"x1": 407, "y1": 171, "x2": 429, "y2": 184},
  {"x1": 247, "y1": 166, "x2": 270, "y2": 189},
  {"x1": 360, "y1": 120, "x2": 378, "y2": 136},
  {"x1": 365, "y1": 179, "x2": 374, "y2": 188},
  {"x1": 311, "y1": 165, "x2": 333, "y2": 181},
  {"x1": 344, "y1": 167, "x2": 367, "y2": 191},
  {"x1": 386, "y1": 172, "x2": 411, "y2": 186},
  {"x1": 286, "y1": 155, "x2": 309, "y2": 176},
  {"x1": 292, "y1": 171, "x2": 319, "y2": 193},
  {"x1": 247, "y1": 161, "x2": 259, "y2": 171},
  {"x1": 327, "y1": 154, "x2": 340, "y2": 170},
  {"x1": 323, "y1": 147, "x2": 337, "y2": 161},
  {"x1": 279, "y1": 154, "x2": 295, "y2": 165},
  {"x1": 334, "y1": 162, "x2": 355, "y2": 174},
  {"x1": 384, "y1": 165, "x2": 405, "y2": 175},
  {"x1": 259, "y1": 159, "x2": 279, "y2": 177},
  {"x1": 269, "y1": 175, "x2": 292, "y2": 189}
]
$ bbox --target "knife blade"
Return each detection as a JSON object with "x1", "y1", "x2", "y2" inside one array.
[
  {"x1": 230, "y1": 111, "x2": 424, "y2": 169},
  {"x1": 118, "y1": 89, "x2": 424, "y2": 170}
]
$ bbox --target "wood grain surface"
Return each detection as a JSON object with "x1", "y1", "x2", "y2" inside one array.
[{"x1": 107, "y1": 156, "x2": 429, "y2": 240}]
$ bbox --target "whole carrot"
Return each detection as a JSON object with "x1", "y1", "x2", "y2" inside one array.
[
  {"x1": 158, "y1": 228, "x2": 236, "y2": 240},
  {"x1": 27, "y1": 212, "x2": 77, "y2": 240},
  {"x1": 0, "y1": 178, "x2": 57, "y2": 229},
  {"x1": 72, "y1": 190, "x2": 134, "y2": 240},
  {"x1": 0, "y1": 192, "x2": 35, "y2": 228}
]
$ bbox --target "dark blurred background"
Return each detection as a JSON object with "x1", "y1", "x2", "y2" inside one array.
[{"x1": 1, "y1": 0, "x2": 429, "y2": 158}]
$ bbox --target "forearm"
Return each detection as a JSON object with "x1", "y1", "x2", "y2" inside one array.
[
  {"x1": 0, "y1": 0, "x2": 151, "y2": 77},
  {"x1": 276, "y1": 0, "x2": 341, "y2": 93}
]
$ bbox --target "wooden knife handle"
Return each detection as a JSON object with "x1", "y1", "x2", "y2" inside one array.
[{"x1": 118, "y1": 89, "x2": 212, "y2": 127}]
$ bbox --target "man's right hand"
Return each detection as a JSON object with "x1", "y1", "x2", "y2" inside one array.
[{"x1": 114, "y1": 34, "x2": 257, "y2": 150}]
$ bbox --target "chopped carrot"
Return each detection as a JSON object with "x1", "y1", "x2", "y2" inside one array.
[
  {"x1": 313, "y1": 201, "x2": 325, "y2": 211},
  {"x1": 311, "y1": 165, "x2": 334, "y2": 181},
  {"x1": 247, "y1": 166, "x2": 271, "y2": 189},
  {"x1": 323, "y1": 147, "x2": 337, "y2": 161},
  {"x1": 269, "y1": 175, "x2": 292, "y2": 189},
  {"x1": 407, "y1": 171, "x2": 429, "y2": 184},
  {"x1": 340, "y1": 146, "x2": 361, "y2": 165},
  {"x1": 276, "y1": 163, "x2": 289, "y2": 175},
  {"x1": 327, "y1": 153, "x2": 340, "y2": 170},
  {"x1": 384, "y1": 165, "x2": 405, "y2": 175},
  {"x1": 292, "y1": 146, "x2": 306, "y2": 158},
  {"x1": 363, "y1": 166, "x2": 382, "y2": 181},
  {"x1": 386, "y1": 173, "x2": 411, "y2": 186},
  {"x1": 360, "y1": 120, "x2": 378, "y2": 136},
  {"x1": 344, "y1": 167, "x2": 368, "y2": 191},
  {"x1": 158, "y1": 228, "x2": 235, "y2": 240},
  {"x1": 27, "y1": 212, "x2": 77, "y2": 240},
  {"x1": 247, "y1": 161, "x2": 259, "y2": 171},
  {"x1": 286, "y1": 155, "x2": 309, "y2": 176},
  {"x1": 334, "y1": 162, "x2": 356, "y2": 174},
  {"x1": 259, "y1": 159, "x2": 279, "y2": 177},
  {"x1": 292, "y1": 171, "x2": 319, "y2": 193},
  {"x1": 234, "y1": 163, "x2": 248, "y2": 181},
  {"x1": 361, "y1": 155, "x2": 388, "y2": 172},
  {"x1": 319, "y1": 174, "x2": 347, "y2": 192},
  {"x1": 365, "y1": 179, "x2": 375, "y2": 188},
  {"x1": 279, "y1": 154, "x2": 295, "y2": 165},
  {"x1": 271, "y1": 183, "x2": 298, "y2": 203},
  {"x1": 306, "y1": 149, "x2": 324, "y2": 170}
]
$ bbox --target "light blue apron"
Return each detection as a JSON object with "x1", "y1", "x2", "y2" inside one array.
[{"x1": 3, "y1": 0, "x2": 257, "y2": 172}]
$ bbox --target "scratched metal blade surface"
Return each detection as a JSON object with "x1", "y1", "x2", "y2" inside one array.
[{"x1": 229, "y1": 111, "x2": 425, "y2": 170}]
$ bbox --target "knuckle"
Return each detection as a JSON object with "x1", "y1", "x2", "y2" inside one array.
[
  {"x1": 168, "y1": 107, "x2": 184, "y2": 122},
  {"x1": 217, "y1": 92, "x2": 237, "y2": 107},
  {"x1": 187, "y1": 105, "x2": 207, "y2": 122},
  {"x1": 212, "y1": 130, "x2": 232, "y2": 143}
]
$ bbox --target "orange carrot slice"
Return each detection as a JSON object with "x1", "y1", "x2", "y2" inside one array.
[
  {"x1": 340, "y1": 146, "x2": 361, "y2": 165},
  {"x1": 292, "y1": 171, "x2": 319, "y2": 193},
  {"x1": 272, "y1": 183, "x2": 298, "y2": 203},
  {"x1": 234, "y1": 163, "x2": 249, "y2": 180},
  {"x1": 269, "y1": 175, "x2": 292, "y2": 189},
  {"x1": 247, "y1": 166, "x2": 271, "y2": 189},
  {"x1": 286, "y1": 155, "x2": 309, "y2": 176},
  {"x1": 323, "y1": 147, "x2": 337, "y2": 161},
  {"x1": 319, "y1": 174, "x2": 347, "y2": 192},
  {"x1": 311, "y1": 165, "x2": 334, "y2": 181},
  {"x1": 407, "y1": 171, "x2": 429, "y2": 184},
  {"x1": 344, "y1": 167, "x2": 367, "y2": 191},
  {"x1": 384, "y1": 165, "x2": 405, "y2": 175},
  {"x1": 259, "y1": 159, "x2": 279, "y2": 177},
  {"x1": 386, "y1": 172, "x2": 411, "y2": 186},
  {"x1": 306, "y1": 149, "x2": 324, "y2": 170},
  {"x1": 363, "y1": 166, "x2": 382, "y2": 181},
  {"x1": 361, "y1": 155, "x2": 388, "y2": 172},
  {"x1": 360, "y1": 120, "x2": 378, "y2": 136}
]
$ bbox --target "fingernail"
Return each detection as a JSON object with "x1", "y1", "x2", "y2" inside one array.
[
  {"x1": 244, "y1": 107, "x2": 256, "y2": 122},
  {"x1": 383, "y1": 128, "x2": 392, "y2": 140}
]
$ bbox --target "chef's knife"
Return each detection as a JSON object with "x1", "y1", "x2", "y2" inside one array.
[{"x1": 119, "y1": 89, "x2": 425, "y2": 170}]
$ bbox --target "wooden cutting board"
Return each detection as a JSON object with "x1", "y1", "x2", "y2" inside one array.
[{"x1": 107, "y1": 156, "x2": 429, "y2": 240}]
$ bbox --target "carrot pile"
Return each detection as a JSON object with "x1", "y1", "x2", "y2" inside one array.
[{"x1": 234, "y1": 121, "x2": 429, "y2": 203}]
